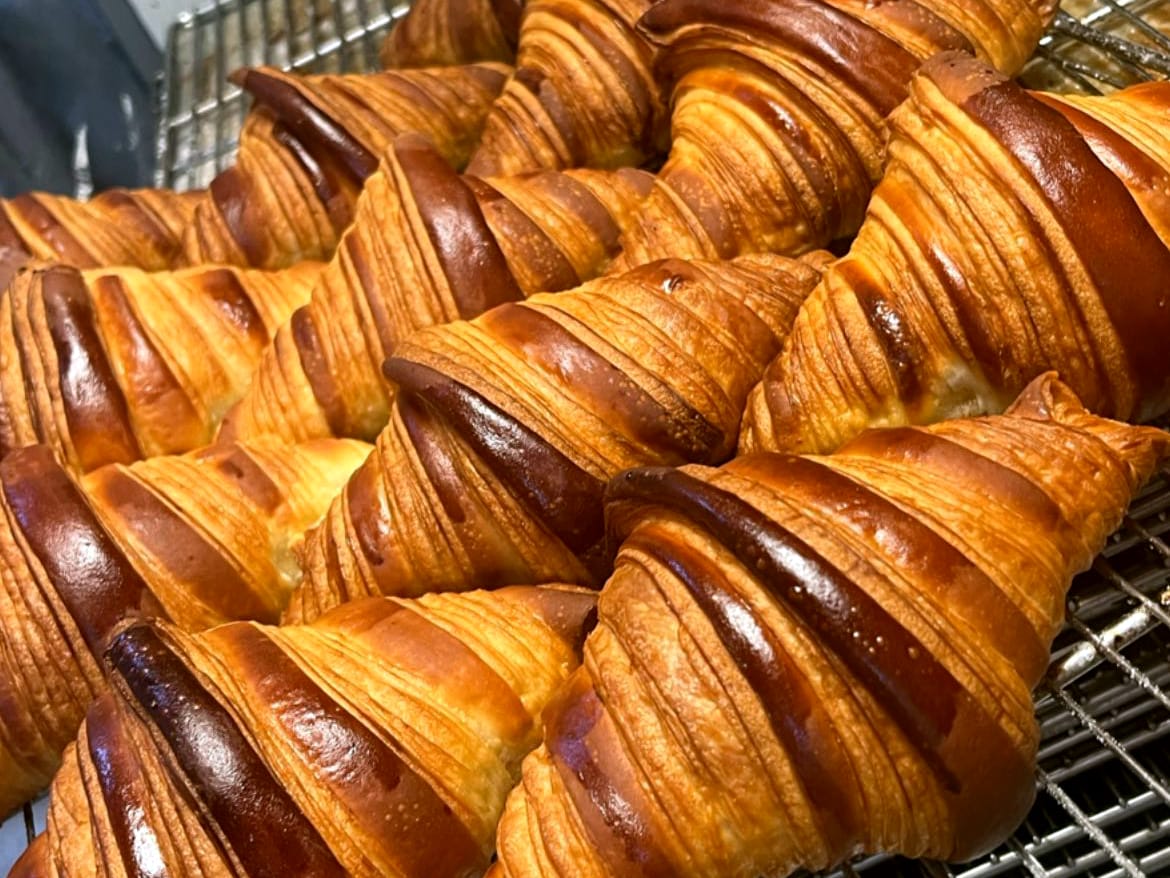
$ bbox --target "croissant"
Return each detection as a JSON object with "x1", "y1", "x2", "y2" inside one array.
[
  {"x1": 0, "y1": 260, "x2": 321, "y2": 472},
  {"x1": 0, "y1": 438, "x2": 368, "y2": 816},
  {"x1": 0, "y1": 63, "x2": 507, "y2": 276},
  {"x1": 11, "y1": 584, "x2": 596, "y2": 877},
  {"x1": 0, "y1": 188, "x2": 202, "y2": 286},
  {"x1": 180, "y1": 63, "x2": 511, "y2": 268},
  {"x1": 286, "y1": 252, "x2": 826, "y2": 622},
  {"x1": 380, "y1": 0, "x2": 522, "y2": 67},
  {"x1": 218, "y1": 133, "x2": 654, "y2": 445},
  {"x1": 214, "y1": 8, "x2": 1061, "y2": 454},
  {"x1": 611, "y1": 0, "x2": 1057, "y2": 269},
  {"x1": 490, "y1": 374, "x2": 1170, "y2": 878},
  {"x1": 740, "y1": 53, "x2": 1170, "y2": 456},
  {"x1": 465, "y1": 0, "x2": 668, "y2": 177}
]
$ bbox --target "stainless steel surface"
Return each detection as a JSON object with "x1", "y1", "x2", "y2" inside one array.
[{"x1": 4, "y1": 1, "x2": 1170, "y2": 876}]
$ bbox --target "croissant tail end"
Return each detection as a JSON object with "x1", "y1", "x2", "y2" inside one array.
[
  {"x1": 1034, "y1": 0, "x2": 1061, "y2": 27},
  {"x1": 917, "y1": 51, "x2": 1010, "y2": 102},
  {"x1": 1003, "y1": 372, "x2": 1081, "y2": 421},
  {"x1": 1008, "y1": 373, "x2": 1170, "y2": 487},
  {"x1": 8, "y1": 833, "x2": 50, "y2": 878}
]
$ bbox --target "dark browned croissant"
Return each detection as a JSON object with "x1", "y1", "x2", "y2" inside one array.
[
  {"x1": 0, "y1": 63, "x2": 507, "y2": 276},
  {"x1": 611, "y1": 0, "x2": 1057, "y2": 269},
  {"x1": 0, "y1": 260, "x2": 320, "y2": 472},
  {"x1": 740, "y1": 53, "x2": 1170, "y2": 456},
  {"x1": 286, "y1": 252, "x2": 826, "y2": 622},
  {"x1": 491, "y1": 374, "x2": 1170, "y2": 877},
  {"x1": 380, "y1": 0, "x2": 522, "y2": 67},
  {"x1": 0, "y1": 438, "x2": 368, "y2": 816},
  {"x1": 465, "y1": 0, "x2": 668, "y2": 177},
  {"x1": 0, "y1": 188, "x2": 202, "y2": 287},
  {"x1": 180, "y1": 64, "x2": 510, "y2": 268},
  {"x1": 219, "y1": 133, "x2": 654, "y2": 446},
  {"x1": 12, "y1": 585, "x2": 596, "y2": 877}
]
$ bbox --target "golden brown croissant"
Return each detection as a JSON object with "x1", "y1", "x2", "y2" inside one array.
[
  {"x1": 0, "y1": 260, "x2": 320, "y2": 472},
  {"x1": 490, "y1": 374, "x2": 1170, "y2": 878},
  {"x1": 740, "y1": 53, "x2": 1170, "y2": 456},
  {"x1": 0, "y1": 188, "x2": 202, "y2": 285},
  {"x1": 380, "y1": 0, "x2": 522, "y2": 68},
  {"x1": 218, "y1": 133, "x2": 654, "y2": 445},
  {"x1": 11, "y1": 584, "x2": 596, "y2": 877},
  {"x1": 180, "y1": 63, "x2": 511, "y2": 268},
  {"x1": 286, "y1": 252, "x2": 826, "y2": 623},
  {"x1": 465, "y1": 0, "x2": 668, "y2": 177},
  {"x1": 0, "y1": 63, "x2": 507, "y2": 277},
  {"x1": 611, "y1": 0, "x2": 1057, "y2": 269},
  {"x1": 0, "y1": 438, "x2": 368, "y2": 817}
]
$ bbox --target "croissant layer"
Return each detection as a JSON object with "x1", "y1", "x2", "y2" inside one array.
[
  {"x1": 219, "y1": 134, "x2": 653, "y2": 446},
  {"x1": 466, "y1": 0, "x2": 667, "y2": 176},
  {"x1": 380, "y1": 0, "x2": 521, "y2": 67},
  {"x1": 182, "y1": 63, "x2": 510, "y2": 269},
  {"x1": 0, "y1": 260, "x2": 322, "y2": 472},
  {"x1": 0, "y1": 63, "x2": 507, "y2": 276},
  {"x1": 287, "y1": 253, "x2": 824, "y2": 621},
  {"x1": 610, "y1": 0, "x2": 1055, "y2": 268}
]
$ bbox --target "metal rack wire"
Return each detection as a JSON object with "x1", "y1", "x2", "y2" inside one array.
[
  {"x1": 2, "y1": 1, "x2": 1169, "y2": 876},
  {"x1": 1023, "y1": 0, "x2": 1170, "y2": 91}
]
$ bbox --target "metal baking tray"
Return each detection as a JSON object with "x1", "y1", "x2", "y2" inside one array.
[{"x1": 2, "y1": 1, "x2": 1168, "y2": 876}]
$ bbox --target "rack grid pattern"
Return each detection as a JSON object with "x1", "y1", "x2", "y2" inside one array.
[{"x1": 8, "y1": 1, "x2": 1170, "y2": 876}]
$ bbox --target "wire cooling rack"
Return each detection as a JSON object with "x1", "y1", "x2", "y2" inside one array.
[{"x1": 1, "y1": 1, "x2": 1168, "y2": 876}]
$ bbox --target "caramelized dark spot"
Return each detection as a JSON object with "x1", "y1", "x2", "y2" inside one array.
[
  {"x1": 40, "y1": 266, "x2": 142, "y2": 470},
  {"x1": 385, "y1": 358, "x2": 607, "y2": 566},
  {"x1": 108, "y1": 625, "x2": 345, "y2": 877},
  {"x1": 1, "y1": 446, "x2": 161, "y2": 654}
]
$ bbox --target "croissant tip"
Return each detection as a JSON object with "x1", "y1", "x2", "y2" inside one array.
[
  {"x1": 8, "y1": 831, "x2": 49, "y2": 878},
  {"x1": 918, "y1": 51, "x2": 1008, "y2": 104},
  {"x1": 1003, "y1": 371, "x2": 1078, "y2": 420},
  {"x1": 1005, "y1": 373, "x2": 1170, "y2": 482}
]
